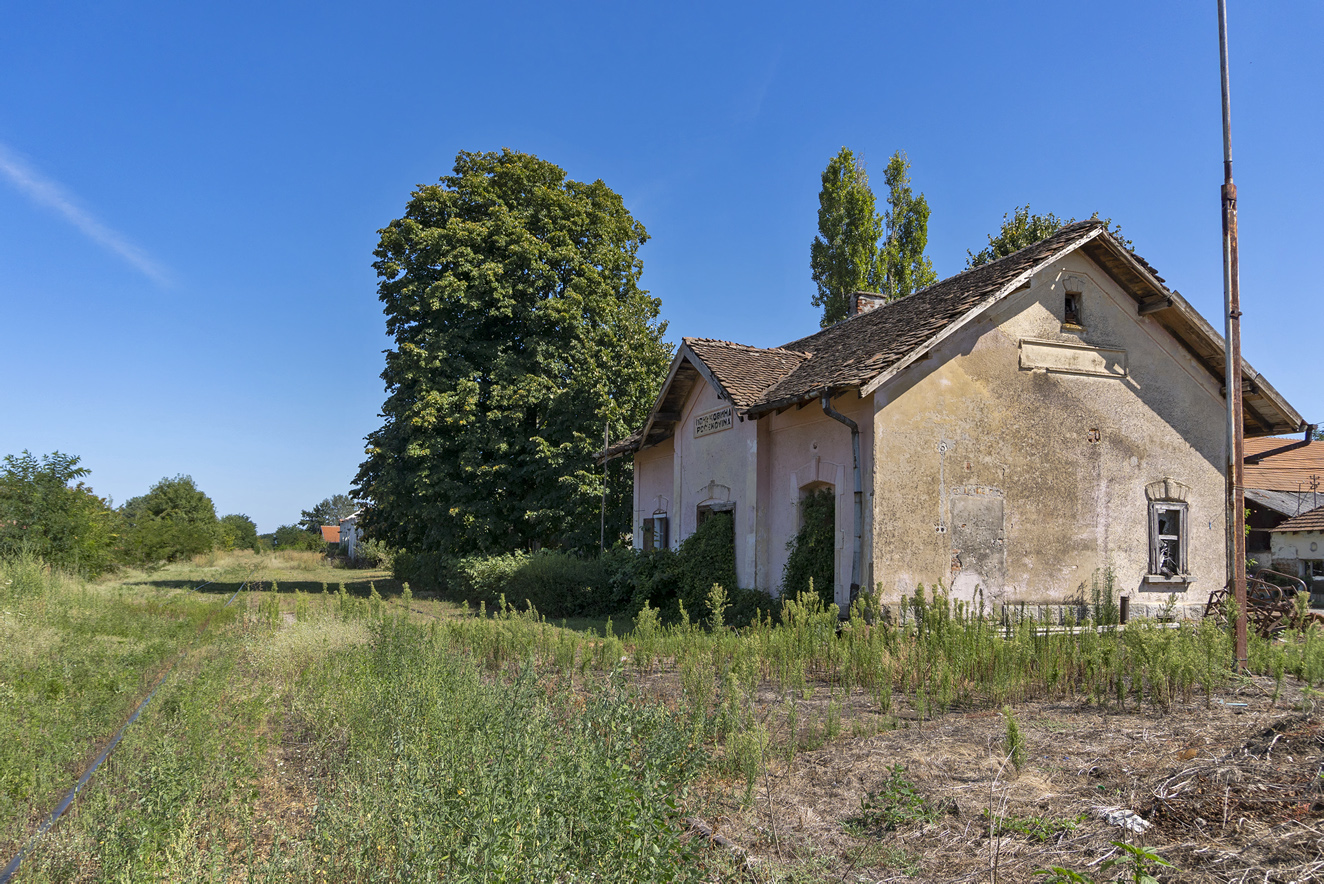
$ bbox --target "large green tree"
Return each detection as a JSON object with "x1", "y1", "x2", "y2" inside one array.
[
  {"x1": 810, "y1": 147, "x2": 885, "y2": 326},
  {"x1": 219, "y1": 514, "x2": 260, "y2": 551},
  {"x1": 299, "y1": 494, "x2": 359, "y2": 533},
  {"x1": 118, "y1": 475, "x2": 219, "y2": 564},
  {"x1": 878, "y1": 151, "x2": 938, "y2": 300},
  {"x1": 0, "y1": 450, "x2": 117, "y2": 574},
  {"x1": 355, "y1": 148, "x2": 672, "y2": 556},
  {"x1": 966, "y1": 206, "x2": 1132, "y2": 268}
]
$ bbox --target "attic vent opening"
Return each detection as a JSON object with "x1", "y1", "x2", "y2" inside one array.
[
  {"x1": 1062, "y1": 276, "x2": 1085, "y2": 328},
  {"x1": 1064, "y1": 292, "x2": 1082, "y2": 327}
]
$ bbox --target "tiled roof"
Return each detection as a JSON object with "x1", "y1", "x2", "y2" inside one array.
[
  {"x1": 1244, "y1": 437, "x2": 1324, "y2": 494},
  {"x1": 683, "y1": 338, "x2": 810, "y2": 410},
  {"x1": 320, "y1": 525, "x2": 341, "y2": 543},
  {"x1": 747, "y1": 220, "x2": 1104, "y2": 412},
  {"x1": 1273, "y1": 505, "x2": 1324, "y2": 533}
]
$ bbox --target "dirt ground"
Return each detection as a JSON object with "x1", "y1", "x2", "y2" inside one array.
[{"x1": 688, "y1": 676, "x2": 1324, "y2": 883}]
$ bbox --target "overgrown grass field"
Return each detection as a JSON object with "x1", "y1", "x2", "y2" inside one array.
[{"x1": 4, "y1": 553, "x2": 1323, "y2": 882}]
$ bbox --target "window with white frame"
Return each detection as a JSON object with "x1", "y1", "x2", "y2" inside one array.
[{"x1": 1148, "y1": 501, "x2": 1188, "y2": 578}]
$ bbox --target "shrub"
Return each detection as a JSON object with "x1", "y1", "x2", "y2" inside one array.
[
  {"x1": 355, "y1": 537, "x2": 395, "y2": 570},
  {"x1": 392, "y1": 511, "x2": 774, "y2": 624},
  {"x1": 676, "y1": 512, "x2": 738, "y2": 617},
  {"x1": 783, "y1": 487, "x2": 835, "y2": 606}
]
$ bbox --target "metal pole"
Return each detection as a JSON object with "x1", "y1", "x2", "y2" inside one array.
[
  {"x1": 600, "y1": 421, "x2": 609, "y2": 553},
  {"x1": 1218, "y1": 0, "x2": 1248, "y2": 667}
]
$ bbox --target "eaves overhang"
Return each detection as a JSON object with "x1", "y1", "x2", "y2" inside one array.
[{"x1": 1078, "y1": 234, "x2": 1304, "y2": 437}]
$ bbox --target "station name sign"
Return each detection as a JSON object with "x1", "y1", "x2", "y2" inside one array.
[{"x1": 694, "y1": 405, "x2": 733, "y2": 437}]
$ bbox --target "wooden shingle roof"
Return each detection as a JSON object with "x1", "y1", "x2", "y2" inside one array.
[
  {"x1": 603, "y1": 220, "x2": 1304, "y2": 461},
  {"x1": 683, "y1": 338, "x2": 809, "y2": 410},
  {"x1": 749, "y1": 222, "x2": 1102, "y2": 413}
]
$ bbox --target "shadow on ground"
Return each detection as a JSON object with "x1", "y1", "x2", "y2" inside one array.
[{"x1": 139, "y1": 575, "x2": 405, "y2": 599}]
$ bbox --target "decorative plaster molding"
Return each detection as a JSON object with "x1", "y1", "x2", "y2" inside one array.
[
  {"x1": 1145, "y1": 479, "x2": 1191, "y2": 502},
  {"x1": 696, "y1": 481, "x2": 730, "y2": 503},
  {"x1": 1019, "y1": 338, "x2": 1127, "y2": 378},
  {"x1": 791, "y1": 456, "x2": 845, "y2": 502},
  {"x1": 1060, "y1": 273, "x2": 1087, "y2": 294}
]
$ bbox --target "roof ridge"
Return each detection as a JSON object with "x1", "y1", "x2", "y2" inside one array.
[
  {"x1": 776, "y1": 220, "x2": 1105, "y2": 352},
  {"x1": 685, "y1": 337, "x2": 810, "y2": 356}
]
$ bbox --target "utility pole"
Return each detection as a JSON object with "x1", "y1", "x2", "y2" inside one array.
[
  {"x1": 600, "y1": 421, "x2": 609, "y2": 554},
  {"x1": 1218, "y1": 0, "x2": 1248, "y2": 668}
]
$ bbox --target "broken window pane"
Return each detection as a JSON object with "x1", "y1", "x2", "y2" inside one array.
[{"x1": 1148, "y1": 501, "x2": 1188, "y2": 578}]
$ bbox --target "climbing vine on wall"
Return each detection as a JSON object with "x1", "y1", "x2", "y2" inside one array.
[{"x1": 783, "y1": 487, "x2": 836, "y2": 606}]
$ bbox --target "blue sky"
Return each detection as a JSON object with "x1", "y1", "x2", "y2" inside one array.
[{"x1": 1, "y1": 1, "x2": 1320, "y2": 533}]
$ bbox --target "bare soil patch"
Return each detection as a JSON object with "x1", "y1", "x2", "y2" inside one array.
[{"x1": 687, "y1": 677, "x2": 1324, "y2": 882}]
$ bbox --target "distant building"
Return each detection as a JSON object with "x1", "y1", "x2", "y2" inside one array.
[{"x1": 339, "y1": 511, "x2": 362, "y2": 560}]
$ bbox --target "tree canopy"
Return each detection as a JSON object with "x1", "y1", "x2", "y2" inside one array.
[
  {"x1": 966, "y1": 206, "x2": 1132, "y2": 268},
  {"x1": 0, "y1": 450, "x2": 116, "y2": 574},
  {"x1": 355, "y1": 148, "x2": 672, "y2": 556},
  {"x1": 810, "y1": 148, "x2": 936, "y2": 326},
  {"x1": 810, "y1": 148, "x2": 885, "y2": 326},
  {"x1": 118, "y1": 475, "x2": 219, "y2": 564},
  {"x1": 299, "y1": 494, "x2": 359, "y2": 533},
  {"x1": 877, "y1": 151, "x2": 937, "y2": 301},
  {"x1": 219, "y1": 513, "x2": 260, "y2": 551}
]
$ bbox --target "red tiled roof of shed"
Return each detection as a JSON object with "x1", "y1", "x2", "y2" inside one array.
[{"x1": 1272, "y1": 505, "x2": 1324, "y2": 533}]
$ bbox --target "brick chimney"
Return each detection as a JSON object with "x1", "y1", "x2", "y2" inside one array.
[{"x1": 849, "y1": 292, "x2": 887, "y2": 317}]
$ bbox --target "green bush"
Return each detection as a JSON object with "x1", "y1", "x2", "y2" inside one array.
[
  {"x1": 0, "y1": 451, "x2": 119, "y2": 576},
  {"x1": 393, "y1": 513, "x2": 774, "y2": 624},
  {"x1": 783, "y1": 487, "x2": 835, "y2": 606},
  {"x1": 676, "y1": 513, "x2": 739, "y2": 616},
  {"x1": 118, "y1": 475, "x2": 220, "y2": 564},
  {"x1": 391, "y1": 550, "x2": 456, "y2": 591},
  {"x1": 355, "y1": 537, "x2": 395, "y2": 570}
]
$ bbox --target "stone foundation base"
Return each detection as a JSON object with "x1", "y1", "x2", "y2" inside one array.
[{"x1": 876, "y1": 601, "x2": 1208, "y2": 626}]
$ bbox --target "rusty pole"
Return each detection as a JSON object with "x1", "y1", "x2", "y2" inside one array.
[{"x1": 1218, "y1": 0, "x2": 1248, "y2": 667}]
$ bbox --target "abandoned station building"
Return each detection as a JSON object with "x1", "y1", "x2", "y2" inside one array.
[{"x1": 602, "y1": 221, "x2": 1305, "y2": 614}]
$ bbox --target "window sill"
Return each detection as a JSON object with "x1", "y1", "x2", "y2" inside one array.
[{"x1": 1144, "y1": 574, "x2": 1190, "y2": 585}]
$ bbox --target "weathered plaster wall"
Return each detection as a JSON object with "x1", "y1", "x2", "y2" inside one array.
[
  {"x1": 668, "y1": 379, "x2": 760, "y2": 588},
  {"x1": 761, "y1": 395, "x2": 874, "y2": 606},
  {"x1": 629, "y1": 375, "x2": 875, "y2": 606},
  {"x1": 872, "y1": 253, "x2": 1228, "y2": 608},
  {"x1": 1271, "y1": 531, "x2": 1324, "y2": 580},
  {"x1": 633, "y1": 436, "x2": 674, "y2": 547}
]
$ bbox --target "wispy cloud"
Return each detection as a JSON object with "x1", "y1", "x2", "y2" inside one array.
[{"x1": 0, "y1": 142, "x2": 171, "y2": 286}]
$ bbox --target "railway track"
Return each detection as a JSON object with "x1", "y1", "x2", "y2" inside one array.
[{"x1": 0, "y1": 573, "x2": 253, "y2": 883}]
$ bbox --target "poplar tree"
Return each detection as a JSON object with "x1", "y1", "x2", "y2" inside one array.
[
  {"x1": 809, "y1": 147, "x2": 884, "y2": 326},
  {"x1": 810, "y1": 148, "x2": 937, "y2": 326},
  {"x1": 878, "y1": 151, "x2": 938, "y2": 299},
  {"x1": 355, "y1": 149, "x2": 671, "y2": 556}
]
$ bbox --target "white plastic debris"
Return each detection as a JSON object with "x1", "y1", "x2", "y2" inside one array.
[{"x1": 1094, "y1": 806, "x2": 1152, "y2": 834}]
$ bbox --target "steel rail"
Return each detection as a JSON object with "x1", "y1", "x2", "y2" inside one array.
[{"x1": 0, "y1": 573, "x2": 252, "y2": 883}]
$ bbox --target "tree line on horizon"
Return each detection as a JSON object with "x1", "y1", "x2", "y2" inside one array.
[{"x1": 0, "y1": 450, "x2": 362, "y2": 575}]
